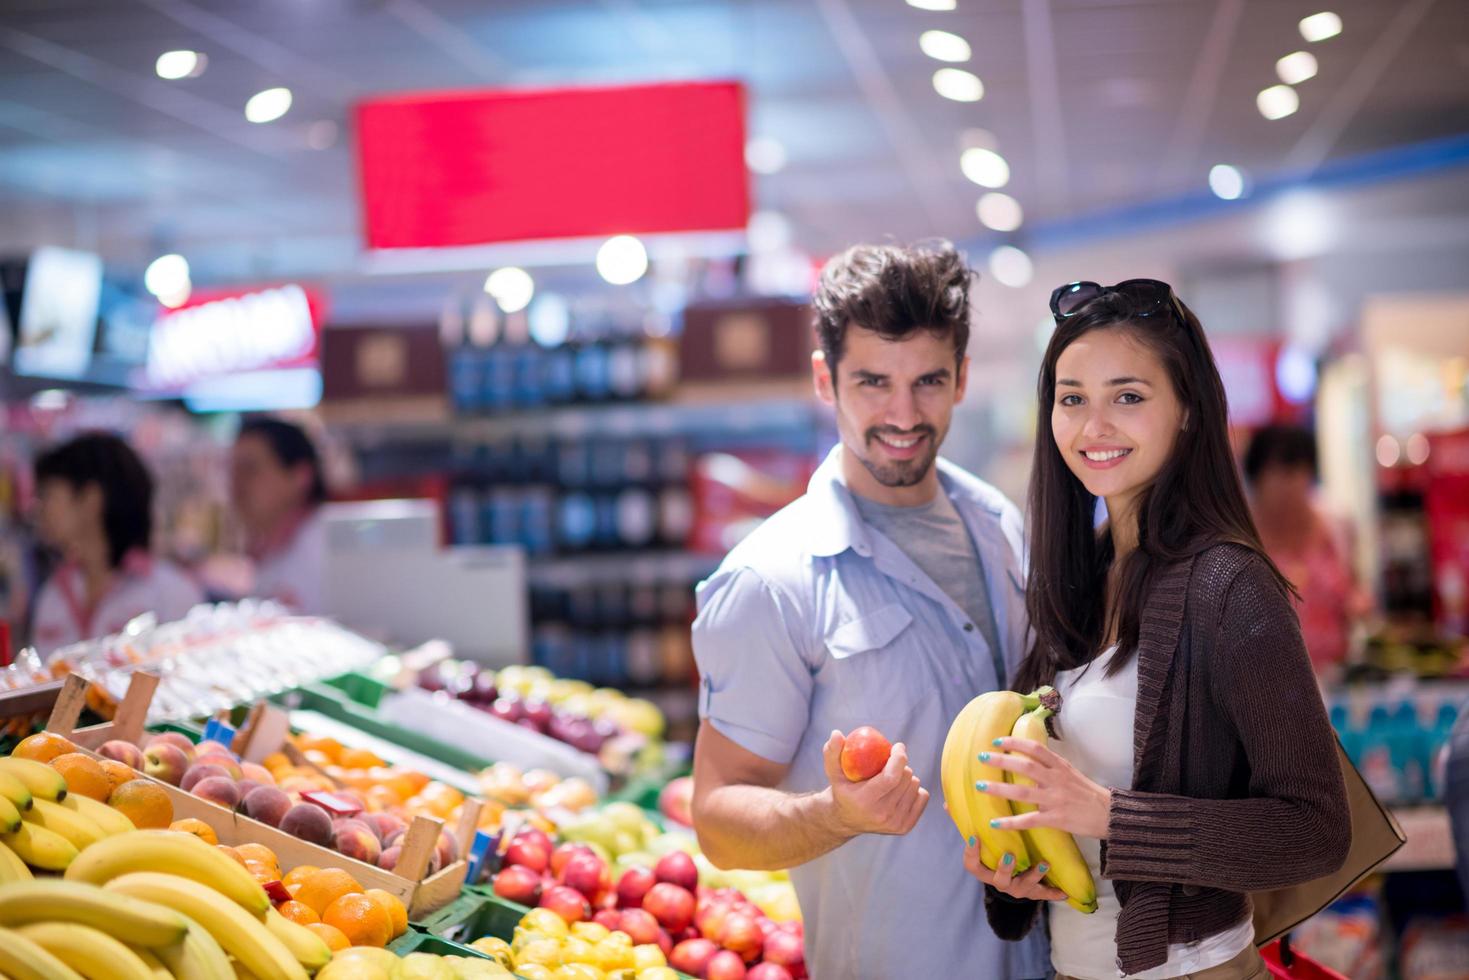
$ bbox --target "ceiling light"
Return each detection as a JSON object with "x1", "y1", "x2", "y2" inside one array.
[
  {"x1": 144, "y1": 254, "x2": 190, "y2": 298},
  {"x1": 960, "y1": 148, "x2": 1010, "y2": 188},
  {"x1": 597, "y1": 236, "x2": 649, "y2": 285},
  {"x1": 987, "y1": 246, "x2": 1033, "y2": 288},
  {"x1": 976, "y1": 192, "x2": 1023, "y2": 232},
  {"x1": 1276, "y1": 51, "x2": 1319, "y2": 85},
  {"x1": 1299, "y1": 11, "x2": 1342, "y2": 42},
  {"x1": 919, "y1": 30, "x2": 971, "y2": 63},
  {"x1": 484, "y1": 267, "x2": 535, "y2": 313},
  {"x1": 1208, "y1": 164, "x2": 1247, "y2": 200},
  {"x1": 745, "y1": 137, "x2": 787, "y2": 175},
  {"x1": 1257, "y1": 84, "x2": 1300, "y2": 121},
  {"x1": 155, "y1": 50, "x2": 205, "y2": 80},
  {"x1": 245, "y1": 87, "x2": 293, "y2": 124},
  {"x1": 529, "y1": 294, "x2": 571, "y2": 348},
  {"x1": 933, "y1": 68, "x2": 983, "y2": 102},
  {"x1": 906, "y1": 0, "x2": 957, "y2": 10}
]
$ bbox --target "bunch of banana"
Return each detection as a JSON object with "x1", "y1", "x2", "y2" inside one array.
[
  {"x1": 1007, "y1": 698, "x2": 1098, "y2": 914},
  {"x1": 0, "y1": 755, "x2": 89, "y2": 875},
  {"x1": 940, "y1": 688, "x2": 1046, "y2": 872},
  {"x1": 0, "y1": 879, "x2": 190, "y2": 979}
]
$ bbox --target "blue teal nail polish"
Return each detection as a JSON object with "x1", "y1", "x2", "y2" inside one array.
[
  {"x1": 992, "y1": 738, "x2": 1004, "y2": 747},
  {"x1": 1038, "y1": 863, "x2": 1050, "y2": 874},
  {"x1": 978, "y1": 752, "x2": 990, "y2": 762},
  {"x1": 1003, "y1": 853, "x2": 1014, "y2": 866},
  {"x1": 975, "y1": 781, "x2": 988, "y2": 791},
  {"x1": 989, "y1": 819, "x2": 1001, "y2": 829},
  {"x1": 967, "y1": 836, "x2": 976, "y2": 847}
]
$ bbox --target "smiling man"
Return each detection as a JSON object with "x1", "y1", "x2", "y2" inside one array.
[{"x1": 689, "y1": 241, "x2": 1050, "y2": 979}]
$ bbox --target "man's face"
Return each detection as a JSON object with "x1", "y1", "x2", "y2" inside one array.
[{"x1": 814, "y1": 325, "x2": 968, "y2": 504}]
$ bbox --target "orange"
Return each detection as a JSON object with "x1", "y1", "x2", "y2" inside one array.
[
  {"x1": 302, "y1": 749, "x2": 335, "y2": 769},
  {"x1": 261, "y1": 752, "x2": 292, "y2": 775},
  {"x1": 50, "y1": 753, "x2": 111, "y2": 801},
  {"x1": 363, "y1": 889, "x2": 408, "y2": 939},
  {"x1": 245, "y1": 862, "x2": 278, "y2": 885},
  {"x1": 321, "y1": 893, "x2": 392, "y2": 948},
  {"x1": 295, "y1": 868, "x2": 363, "y2": 916},
  {"x1": 235, "y1": 843, "x2": 280, "y2": 870},
  {"x1": 98, "y1": 759, "x2": 137, "y2": 795},
  {"x1": 169, "y1": 818, "x2": 218, "y2": 845},
  {"x1": 296, "y1": 735, "x2": 344, "y2": 762},
  {"x1": 13, "y1": 732, "x2": 78, "y2": 763},
  {"x1": 282, "y1": 865, "x2": 321, "y2": 889},
  {"x1": 107, "y1": 779, "x2": 173, "y2": 828},
  {"x1": 277, "y1": 900, "x2": 320, "y2": 926},
  {"x1": 305, "y1": 923, "x2": 350, "y2": 952},
  {"x1": 364, "y1": 785, "x2": 403, "y2": 812},
  {"x1": 217, "y1": 845, "x2": 247, "y2": 867},
  {"x1": 338, "y1": 747, "x2": 386, "y2": 770}
]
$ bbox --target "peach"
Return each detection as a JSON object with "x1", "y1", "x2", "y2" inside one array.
[
  {"x1": 193, "y1": 776, "x2": 242, "y2": 810},
  {"x1": 239, "y1": 762, "x2": 275, "y2": 785},
  {"x1": 280, "y1": 803, "x2": 333, "y2": 846},
  {"x1": 196, "y1": 754, "x2": 243, "y2": 781},
  {"x1": 364, "y1": 812, "x2": 406, "y2": 844},
  {"x1": 96, "y1": 740, "x2": 145, "y2": 770},
  {"x1": 333, "y1": 820, "x2": 382, "y2": 865},
  {"x1": 143, "y1": 743, "x2": 191, "y2": 786},
  {"x1": 242, "y1": 786, "x2": 292, "y2": 827},
  {"x1": 193, "y1": 739, "x2": 233, "y2": 758},
  {"x1": 378, "y1": 845, "x2": 402, "y2": 872},
  {"x1": 435, "y1": 831, "x2": 459, "y2": 868},
  {"x1": 146, "y1": 732, "x2": 196, "y2": 760},
  {"x1": 839, "y1": 726, "x2": 891, "y2": 782},
  {"x1": 181, "y1": 763, "x2": 231, "y2": 793}
]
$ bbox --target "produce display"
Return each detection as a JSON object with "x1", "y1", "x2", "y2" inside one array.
[{"x1": 941, "y1": 686, "x2": 1097, "y2": 914}]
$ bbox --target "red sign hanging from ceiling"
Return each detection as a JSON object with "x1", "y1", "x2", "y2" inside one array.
[
  {"x1": 144, "y1": 284, "x2": 326, "y2": 391},
  {"x1": 354, "y1": 80, "x2": 751, "y2": 250}
]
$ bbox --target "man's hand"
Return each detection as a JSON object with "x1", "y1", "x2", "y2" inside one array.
[{"x1": 821, "y1": 730, "x2": 929, "y2": 837}]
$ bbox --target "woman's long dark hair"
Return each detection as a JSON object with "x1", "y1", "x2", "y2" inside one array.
[{"x1": 1013, "y1": 289, "x2": 1293, "y2": 692}]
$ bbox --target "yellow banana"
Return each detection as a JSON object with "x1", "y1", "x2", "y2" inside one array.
[
  {"x1": 105, "y1": 872, "x2": 308, "y2": 980},
  {"x1": 15, "y1": 920, "x2": 161, "y2": 980},
  {"x1": 62, "y1": 793, "x2": 137, "y2": 836},
  {"x1": 0, "y1": 757, "x2": 67, "y2": 802},
  {"x1": 1, "y1": 818, "x2": 79, "y2": 870},
  {"x1": 0, "y1": 790, "x2": 20, "y2": 832},
  {"x1": 23, "y1": 797, "x2": 106, "y2": 850},
  {"x1": 940, "y1": 689, "x2": 1040, "y2": 872},
  {"x1": 0, "y1": 768, "x2": 35, "y2": 811},
  {"x1": 0, "y1": 879, "x2": 189, "y2": 946},
  {"x1": 0, "y1": 924, "x2": 87, "y2": 980},
  {"x1": 1009, "y1": 702, "x2": 1098, "y2": 914},
  {"x1": 265, "y1": 908, "x2": 333, "y2": 973},
  {"x1": 66, "y1": 830, "x2": 270, "y2": 915},
  {"x1": 127, "y1": 943, "x2": 176, "y2": 980},
  {"x1": 0, "y1": 838, "x2": 33, "y2": 882},
  {"x1": 156, "y1": 913, "x2": 236, "y2": 980}
]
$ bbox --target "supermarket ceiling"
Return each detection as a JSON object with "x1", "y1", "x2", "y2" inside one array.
[{"x1": 1, "y1": 0, "x2": 1469, "y2": 287}]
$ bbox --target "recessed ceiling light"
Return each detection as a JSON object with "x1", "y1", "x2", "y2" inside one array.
[
  {"x1": 597, "y1": 236, "x2": 649, "y2": 285},
  {"x1": 144, "y1": 254, "x2": 190, "y2": 298},
  {"x1": 245, "y1": 87, "x2": 293, "y2": 124},
  {"x1": 1257, "y1": 84, "x2": 1300, "y2": 121},
  {"x1": 977, "y1": 192, "x2": 1023, "y2": 232},
  {"x1": 919, "y1": 30, "x2": 971, "y2": 63},
  {"x1": 1208, "y1": 164, "x2": 1247, "y2": 200},
  {"x1": 484, "y1": 267, "x2": 535, "y2": 313},
  {"x1": 987, "y1": 245, "x2": 1033, "y2": 288},
  {"x1": 745, "y1": 137, "x2": 787, "y2": 175},
  {"x1": 1299, "y1": 11, "x2": 1342, "y2": 43},
  {"x1": 933, "y1": 68, "x2": 983, "y2": 102},
  {"x1": 1276, "y1": 51, "x2": 1318, "y2": 85},
  {"x1": 960, "y1": 148, "x2": 1010, "y2": 188},
  {"x1": 906, "y1": 0, "x2": 957, "y2": 10},
  {"x1": 155, "y1": 50, "x2": 206, "y2": 80}
]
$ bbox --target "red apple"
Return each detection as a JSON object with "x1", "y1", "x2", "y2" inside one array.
[
  {"x1": 656, "y1": 928, "x2": 673, "y2": 957},
  {"x1": 539, "y1": 884, "x2": 592, "y2": 924},
  {"x1": 722, "y1": 912, "x2": 764, "y2": 962},
  {"x1": 654, "y1": 851, "x2": 699, "y2": 892},
  {"x1": 669, "y1": 938, "x2": 718, "y2": 977},
  {"x1": 707, "y1": 950, "x2": 748, "y2": 980},
  {"x1": 504, "y1": 835, "x2": 551, "y2": 874},
  {"x1": 695, "y1": 900, "x2": 733, "y2": 942},
  {"x1": 617, "y1": 908, "x2": 661, "y2": 946},
  {"x1": 643, "y1": 883, "x2": 695, "y2": 933},
  {"x1": 763, "y1": 929, "x2": 805, "y2": 976},
  {"x1": 517, "y1": 826, "x2": 553, "y2": 854},
  {"x1": 840, "y1": 726, "x2": 892, "y2": 781},
  {"x1": 550, "y1": 842, "x2": 593, "y2": 878},
  {"x1": 560, "y1": 852, "x2": 608, "y2": 902},
  {"x1": 617, "y1": 866, "x2": 657, "y2": 908},
  {"x1": 593, "y1": 909, "x2": 622, "y2": 932},
  {"x1": 657, "y1": 776, "x2": 694, "y2": 827},
  {"x1": 748, "y1": 965, "x2": 795, "y2": 980},
  {"x1": 492, "y1": 864, "x2": 543, "y2": 906}
]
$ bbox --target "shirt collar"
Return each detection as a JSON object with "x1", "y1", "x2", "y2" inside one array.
[{"x1": 804, "y1": 444, "x2": 1003, "y2": 559}]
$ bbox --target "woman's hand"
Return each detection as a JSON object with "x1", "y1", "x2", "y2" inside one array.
[
  {"x1": 962, "y1": 840, "x2": 1068, "y2": 901},
  {"x1": 976, "y1": 737, "x2": 1113, "y2": 840}
]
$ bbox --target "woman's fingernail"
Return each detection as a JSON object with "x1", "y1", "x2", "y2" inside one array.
[
  {"x1": 1003, "y1": 853, "x2": 1014, "y2": 866},
  {"x1": 967, "y1": 836, "x2": 976, "y2": 847},
  {"x1": 1038, "y1": 863, "x2": 1050, "y2": 874},
  {"x1": 992, "y1": 738, "x2": 1004, "y2": 747},
  {"x1": 989, "y1": 819, "x2": 1001, "y2": 829},
  {"x1": 978, "y1": 752, "x2": 990, "y2": 762},
  {"x1": 975, "y1": 781, "x2": 988, "y2": 791}
]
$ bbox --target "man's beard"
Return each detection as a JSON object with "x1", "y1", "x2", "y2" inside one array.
[{"x1": 858, "y1": 424, "x2": 939, "y2": 487}]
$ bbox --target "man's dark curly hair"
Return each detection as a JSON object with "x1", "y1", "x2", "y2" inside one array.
[{"x1": 811, "y1": 240, "x2": 973, "y2": 373}]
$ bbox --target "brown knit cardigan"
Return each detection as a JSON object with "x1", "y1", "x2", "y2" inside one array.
[{"x1": 985, "y1": 544, "x2": 1351, "y2": 975}]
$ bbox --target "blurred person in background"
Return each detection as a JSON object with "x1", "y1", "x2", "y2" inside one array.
[
  {"x1": 228, "y1": 417, "x2": 327, "y2": 614},
  {"x1": 29, "y1": 432, "x2": 202, "y2": 655},
  {"x1": 1244, "y1": 424, "x2": 1372, "y2": 679}
]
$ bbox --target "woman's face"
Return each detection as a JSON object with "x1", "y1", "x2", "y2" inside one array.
[
  {"x1": 1051, "y1": 327, "x2": 1185, "y2": 522},
  {"x1": 230, "y1": 434, "x2": 304, "y2": 532},
  {"x1": 35, "y1": 478, "x2": 99, "y2": 555}
]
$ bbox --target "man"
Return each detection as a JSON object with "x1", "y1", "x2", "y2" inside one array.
[{"x1": 691, "y1": 241, "x2": 1050, "y2": 979}]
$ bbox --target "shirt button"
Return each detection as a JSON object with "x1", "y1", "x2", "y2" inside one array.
[{"x1": 963, "y1": 623, "x2": 974, "y2": 632}]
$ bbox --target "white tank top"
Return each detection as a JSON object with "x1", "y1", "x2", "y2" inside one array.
[{"x1": 1048, "y1": 646, "x2": 1255, "y2": 979}]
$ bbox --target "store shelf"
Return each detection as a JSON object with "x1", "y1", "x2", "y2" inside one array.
[
  {"x1": 526, "y1": 549, "x2": 720, "y2": 586},
  {"x1": 1384, "y1": 806, "x2": 1455, "y2": 872}
]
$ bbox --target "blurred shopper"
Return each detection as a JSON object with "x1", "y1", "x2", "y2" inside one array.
[
  {"x1": 1245, "y1": 424, "x2": 1372, "y2": 678},
  {"x1": 690, "y1": 242, "x2": 1050, "y2": 979},
  {"x1": 972, "y1": 280, "x2": 1348, "y2": 979},
  {"x1": 30, "y1": 433, "x2": 201, "y2": 655},
  {"x1": 229, "y1": 417, "x2": 327, "y2": 614}
]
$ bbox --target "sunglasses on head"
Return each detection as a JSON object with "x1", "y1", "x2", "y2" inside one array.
[{"x1": 1049, "y1": 278, "x2": 1178, "y2": 320}]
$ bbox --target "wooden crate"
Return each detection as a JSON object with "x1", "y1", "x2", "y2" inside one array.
[{"x1": 46, "y1": 673, "x2": 478, "y2": 917}]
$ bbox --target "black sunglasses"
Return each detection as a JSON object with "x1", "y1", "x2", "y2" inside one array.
[{"x1": 1049, "y1": 278, "x2": 1178, "y2": 320}]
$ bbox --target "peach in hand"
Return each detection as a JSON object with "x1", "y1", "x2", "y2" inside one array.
[{"x1": 839, "y1": 726, "x2": 892, "y2": 782}]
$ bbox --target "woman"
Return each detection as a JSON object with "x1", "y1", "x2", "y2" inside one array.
[
  {"x1": 965, "y1": 280, "x2": 1350, "y2": 978},
  {"x1": 229, "y1": 417, "x2": 327, "y2": 614},
  {"x1": 1244, "y1": 424, "x2": 1371, "y2": 680},
  {"x1": 30, "y1": 433, "x2": 202, "y2": 655}
]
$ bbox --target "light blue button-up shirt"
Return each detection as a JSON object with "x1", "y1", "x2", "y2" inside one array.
[{"x1": 693, "y1": 445, "x2": 1051, "y2": 980}]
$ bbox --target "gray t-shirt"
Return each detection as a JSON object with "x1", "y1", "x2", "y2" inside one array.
[{"x1": 853, "y1": 489, "x2": 1007, "y2": 685}]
